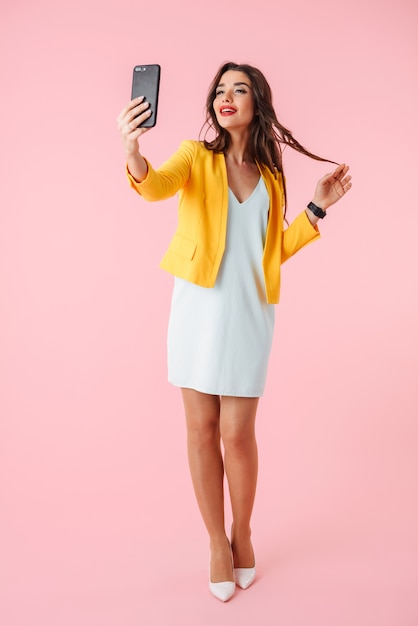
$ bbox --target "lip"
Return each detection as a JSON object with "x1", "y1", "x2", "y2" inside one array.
[{"x1": 219, "y1": 106, "x2": 237, "y2": 115}]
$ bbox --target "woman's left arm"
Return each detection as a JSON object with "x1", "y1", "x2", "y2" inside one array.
[
  {"x1": 281, "y1": 163, "x2": 352, "y2": 262},
  {"x1": 305, "y1": 163, "x2": 352, "y2": 225}
]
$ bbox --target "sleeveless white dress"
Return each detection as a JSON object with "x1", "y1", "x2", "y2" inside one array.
[{"x1": 167, "y1": 177, "x2": 275, "y2": 397}]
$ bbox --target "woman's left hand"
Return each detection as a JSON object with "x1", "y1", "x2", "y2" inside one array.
[{"x1": 312, "y1": 164, "x2": 352, "y2": 210}]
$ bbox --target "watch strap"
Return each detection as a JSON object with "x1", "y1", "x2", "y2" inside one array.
[{"x1": 307, "y1": 201, "x2": 327, "y2": 219}]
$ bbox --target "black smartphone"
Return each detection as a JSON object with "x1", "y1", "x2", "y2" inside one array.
[{"x1": 131, "y1": 64, "x2": 161, "y2": 128}]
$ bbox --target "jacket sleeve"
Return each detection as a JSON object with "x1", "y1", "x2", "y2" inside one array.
[
  {"x1": 281, "y1": 210, "x2": 321, "y2": 263},
  {"x1": 126, "y1": 140, "x2": 196, "y2": 202}
]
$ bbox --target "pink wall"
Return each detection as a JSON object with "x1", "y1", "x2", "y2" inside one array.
[{"x1": 1, "y1": 1, "x2": 417, "y2": 625}]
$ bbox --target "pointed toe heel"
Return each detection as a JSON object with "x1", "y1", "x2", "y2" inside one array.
[
  {"x1": 209, "y1": 580, "x2": 236, "y2": 602},
  {"x1": 234, "y1": 566, "x2": 256, "y2": 590}
]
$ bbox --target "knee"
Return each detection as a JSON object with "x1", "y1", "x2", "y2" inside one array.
[
  {"x1": 187, "y1": 419, "x2": 220, "y2": 451},
  {"x1": 221, "y1": 428, "x2": 256, "y2": 457}
]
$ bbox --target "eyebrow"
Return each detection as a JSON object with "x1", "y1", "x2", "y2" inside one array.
[{"x1": 216, "y1": 82, "x2": 252, "y2": 89}]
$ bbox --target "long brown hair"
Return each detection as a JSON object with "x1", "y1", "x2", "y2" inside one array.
[{"x1": 201, "y1": 62, "x2": 337, "y2": 218}]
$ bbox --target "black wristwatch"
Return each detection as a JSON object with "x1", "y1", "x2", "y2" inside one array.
[{"x1": 307, "y1": 201, "x2": 327, "y2": 219}]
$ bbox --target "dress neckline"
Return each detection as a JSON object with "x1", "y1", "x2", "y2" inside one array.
[{"x1": 228, "y1": 177, "x2": 261, "y2": 205}]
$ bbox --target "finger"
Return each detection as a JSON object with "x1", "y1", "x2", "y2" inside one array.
[
  {"x1": 126, "y1": 108, "x2": 152, "y2": 133},
  {"x1": 338, "y1": 176, "x2": 352, "y2": 195},
  {"x1": 332, "y1": 163, "x2": 349, "y2": 179},
  {"x1": 126, "y1": 100, "x2": 151, "y2": 125},
  {"x1": 326, "y1": 163, "x2": 347, "y2": 179},
  {"x1": 119, "y1": 102, "x2": 151, "y2": 133},
  {"x1": 327, "y1": 163, "x2": 347, "y2": 180},
  {"x1": 328, "y1": 163, "x2": 345, "y2": 177},
  {"x1": 339, "y1": 176, "x2": 352, "y2": 192},
  {"x1": 117, "y1": 98, "x2": 150, "y2": 131},
  {"x1": 117, "y1": 96, "x2": 146, "y2": 121}
]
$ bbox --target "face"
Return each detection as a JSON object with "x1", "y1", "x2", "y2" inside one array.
[{"x1": 213, "y1": 70, "x2": 255, "y2": 131}]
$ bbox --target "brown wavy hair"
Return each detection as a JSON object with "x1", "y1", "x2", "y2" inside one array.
[{"x1": 201, "y1": 62, "x2": 337, "y2": 218}]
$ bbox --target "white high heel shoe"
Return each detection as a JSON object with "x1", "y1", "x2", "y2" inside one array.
[
  {"x1": 233, "y1": 566, "x2": 256, "y2": 590},
  {"x1": 209, "y1": 543, "x2": 236, "y2": 602},
  {"x1": 231, "y1": 525, "x2": 256, "y2": 589},
  {"x1": 209, "y1": 579, "x2": 236, "y2": 602}
]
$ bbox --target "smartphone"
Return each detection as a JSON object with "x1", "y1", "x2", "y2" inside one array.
[{"x1": 131, "y1": 64, "x2": 161, "y2": 128}]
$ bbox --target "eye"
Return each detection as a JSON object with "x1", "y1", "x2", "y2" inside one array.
[{"x1": 215, "y1": 89, "x2": 224, "y2": 96}]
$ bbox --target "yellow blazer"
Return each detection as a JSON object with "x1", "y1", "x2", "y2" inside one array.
[{"x1": 127, "y1": 140, "x2": 320, "y2": 304}]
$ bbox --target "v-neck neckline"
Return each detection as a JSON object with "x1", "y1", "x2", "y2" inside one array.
[{"x1": 228, "y1": 176, "x2": 261, "y2": 205}]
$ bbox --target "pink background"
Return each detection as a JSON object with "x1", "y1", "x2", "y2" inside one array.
[{"x1": 1, "y1": 0, "x2": 417, "y2": 624}]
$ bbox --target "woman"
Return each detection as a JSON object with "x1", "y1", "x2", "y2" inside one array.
[{"x1": 117, "y1": 62, "x2": 352, "y2": 602}]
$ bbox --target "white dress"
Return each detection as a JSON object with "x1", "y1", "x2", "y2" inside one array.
[{"x1": 167, "y1": 177, "x2": 275, "y2": 397}]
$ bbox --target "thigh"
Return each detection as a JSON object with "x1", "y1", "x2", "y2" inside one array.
[
  {"x1": 219, "y1": 396, "x2": 259, "y2": 442},
  {"x1": 181, "y1": 388, "x2": 221, "y2": 434}
]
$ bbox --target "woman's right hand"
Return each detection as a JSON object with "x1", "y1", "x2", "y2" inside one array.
[{"x1": 116, "y1": 96, "x2": 152, "y2": 156}]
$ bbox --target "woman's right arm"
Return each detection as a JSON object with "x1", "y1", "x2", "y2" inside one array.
[{"x1": 116, "y1": 97, "x2": 152, "y2": 182}]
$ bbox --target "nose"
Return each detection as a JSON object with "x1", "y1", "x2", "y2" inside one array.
[{"x1": 221, "y1": 90, "x2": 232, "y2": 102}]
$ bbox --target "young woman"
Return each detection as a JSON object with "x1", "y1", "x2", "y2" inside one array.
[{"x1": 117, "y1": 62, "x2": 352, "y2": 602}]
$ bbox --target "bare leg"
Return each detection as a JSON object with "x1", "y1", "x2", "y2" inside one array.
[
  {"x1": 220, "y1": 396, "x2": 259, "y2": 568},
  {"x1": 181, "y1": 388, "x2": 233, "y2": 583}
]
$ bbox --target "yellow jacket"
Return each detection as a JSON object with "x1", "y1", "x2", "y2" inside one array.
[{"x1": 127, "y1": 140, "x2": 320, "y2": 304}]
